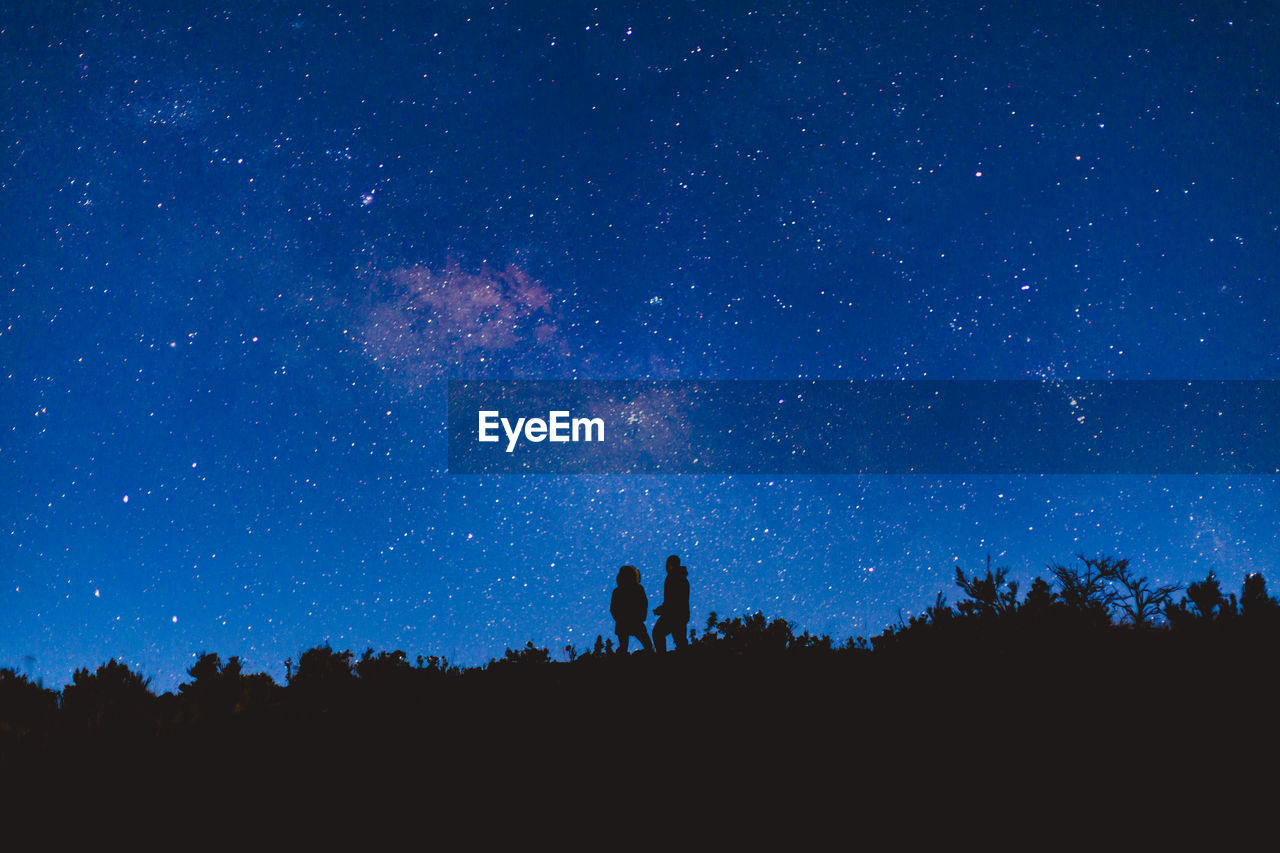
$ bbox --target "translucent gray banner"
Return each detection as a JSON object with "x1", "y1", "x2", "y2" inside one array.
[{"x1": 447, "y1": 381, "x2": 1279, "y2": 474}]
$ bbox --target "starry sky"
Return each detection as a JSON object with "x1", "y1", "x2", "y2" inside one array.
[{"x1": 3, "y1": 0, "x2": 1277, "y2": 690}]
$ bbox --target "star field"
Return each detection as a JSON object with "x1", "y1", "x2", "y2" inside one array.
[{"x1": 2, "y1": 1, "x2": 1277, "y2": 690}]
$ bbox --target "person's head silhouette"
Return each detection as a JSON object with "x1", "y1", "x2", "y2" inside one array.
[
  {"x1": 617, "y1": 565, "x2": 640, "y2": 586},
  {"x1": 666, "y1": 555, "x2": 684, "y2": 574}
]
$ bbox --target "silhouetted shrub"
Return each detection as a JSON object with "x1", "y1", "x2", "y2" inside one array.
[
  {"x1": 490, "y1": 641, "x2": 552, "y2": 668},
  {"x1": 178, "y1": 652, "x2": 279, "y2": 720},
  {"x1": 286, "y1": 644, "x2": 357, "y2": 712},
  {"x1": 289, "y1": 644, "x2": 355, "y2": 687},
  {"x1": 699, "y1": 611, "x2": 801, "y2": 655},
  {"x1": 60, "y1": 659, "x2": 155, "y2": 733},
  {"x1": 356, "y1": 649, "x2": 411, "y2": 681},
  {"x1": 415, "y1": 654, "x2": 460, "y2": 676},
  {"x1": 0, "y1": 668, "x2": 58, "y2": 739}
]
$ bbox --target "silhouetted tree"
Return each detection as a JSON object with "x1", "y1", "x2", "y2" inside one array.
[
  {"x1": 1023, "y1": 577, "x2": 1058, "y2": 611},
  {"x1": 1187, "y1": 572, "x2": 1227, "y2": 621},
  {"x1": 181, "y1": 653, "x2": 236, "y2": 707},
  {"x1": 1240, "y1": 573, "x2": 1279, "y2": 620},
  {"x1": 1106, "y1": 559, "x2": 1180, "y2": 629},
  {"x1": 954, "y1": 555, "x2": 1019, "y2": 618},
  {"x1": 186, "y1": 651, "x2": 239, "y2": 686},
  {"x1": 1166, "y1": 571, "x2": 1237, "y2": 629},
  {"x1": 1047, "y1": 554, "x2": 1121, "y2": 621}
]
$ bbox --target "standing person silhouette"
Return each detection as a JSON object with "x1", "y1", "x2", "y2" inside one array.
[
  {"x1": 610, "y1": 565, "x2": 653, "y2": 653},
  {"x1": 652, "y1": 555, "x2": 690, "y2": 652}
]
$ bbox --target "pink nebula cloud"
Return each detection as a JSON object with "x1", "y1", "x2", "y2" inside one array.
[{"x1": 357, "y1": 259, "x2": 568, "y2": 383}]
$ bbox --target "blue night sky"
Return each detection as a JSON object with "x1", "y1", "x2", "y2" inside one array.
[{"x1": 3, "y1": 1, "x2": 1277, "y2": 690}]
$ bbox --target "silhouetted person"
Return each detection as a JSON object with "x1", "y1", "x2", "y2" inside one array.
[
  {"x1": 652, "y1": 555, "x2": 690, "y2": 652},
  {"x1": 611, "y1": 565, "x2": 653, "y2": 653}
]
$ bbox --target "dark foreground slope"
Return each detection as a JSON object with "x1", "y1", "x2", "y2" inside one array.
[
  {"x1": 6, "y1": 566, "x2": 1280, "y2": 832},
  {"x1": 7, "y1": 627, "x2": 1280, "y2": 814}
]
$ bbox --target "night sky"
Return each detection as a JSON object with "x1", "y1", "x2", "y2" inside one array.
[{"x1": 3, "y1": 1, "x2": 1277, "y2": 691}]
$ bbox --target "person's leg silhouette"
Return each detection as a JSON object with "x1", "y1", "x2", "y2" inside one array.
[{"x1": 653, "y1": 616, "x2": 671, "y2": 652}]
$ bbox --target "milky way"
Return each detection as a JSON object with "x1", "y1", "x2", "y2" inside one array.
[{"x1": 357, "y1": 260, "x2": 569, "y2": 385}]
